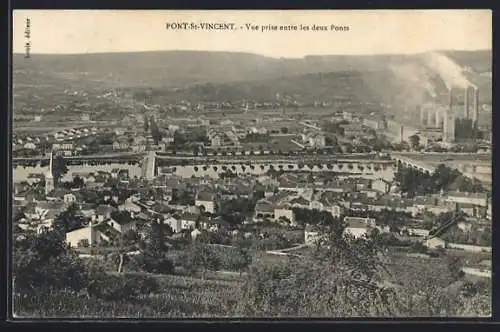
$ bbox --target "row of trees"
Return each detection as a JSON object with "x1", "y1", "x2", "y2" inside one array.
[{"x1": 395, "y1": 164, "x2": 486, "y2": 197}]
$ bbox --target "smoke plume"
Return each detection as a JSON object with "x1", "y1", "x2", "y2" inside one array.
[{"x1": 424, "y1": 52, "x2": 476, "y2": 90}]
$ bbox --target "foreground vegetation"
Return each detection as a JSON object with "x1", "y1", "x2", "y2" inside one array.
[{"x1": 13, "y1": 222, "x2": 491, "y2": 318}]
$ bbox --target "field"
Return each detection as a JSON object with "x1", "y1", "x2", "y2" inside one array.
[{"x1": 14, "y1": 273, "x2": 241, "y2": 318}]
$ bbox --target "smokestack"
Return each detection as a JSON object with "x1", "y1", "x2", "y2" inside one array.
[
  {"x1": 443, "y1": 88, "x2": 455, "y2": 143},
  {"x1": 472, "y1": 88, "x2": 479, "y2": 127},
  {"x1": 464, "y1": 86, "x2": 469, "y2": 119},
  {"x1": 448, "y1": 88, "x2": 453, "y2": 112},
  {"x1": 427, "y1": 107, "x2": 433, "y2": 126},
  {"x1": 435, "y1": 109, "x2": 441, "y2": 128},
  {"x1": 418, "y1": 105, "x2": 425, "y2": 125}
]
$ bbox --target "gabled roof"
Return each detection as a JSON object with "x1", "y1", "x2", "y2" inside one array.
[
  {"x1": 290, "y1": 196, "x2": 310, "y2": 206},
  {"x1": 95, "y1": 205, "x2": 117, "y2": 215},
  {"x1": 36, "y1": 201, "x2": 65, "y2": 211},
  {"x1": 110, "y1": 211, "x2": 135, "y2": 225},
  {"x1": 196, "y1": 191, "x2": 214, "y2": 201},
  {"x1": 177, "y1": 212, "x2": 198, "y2": 222},
  {"x1": 255, "y1": 199, "x2": 276, "y2": 213}
]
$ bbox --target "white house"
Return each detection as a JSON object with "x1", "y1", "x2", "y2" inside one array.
[
  {"x1": 195, "y1": 191, "x2": 216, "y2": 214},
  {"x1": 118, "y1": 201, "x2": 142, "y2": 214},
  {"x1": 371, "y1": 179, "x2": 391, "y2": 194},
  {"x1": 63, "y1": 193, "x2": 76, "y2": 205},
  {"x1": 274, "y1": 206, "x2": 295, "y2": 224},
  {"x1": 108, "y1": 211, "x2": 137, "y2": 234},
  {"x1": 23, "y1": 142, "x2": 37, "y2": 150},
  {"x1": 165, "y1": 216, "x2": 183, "y2": 233},
  {"x1": 424, "y1": 237, "x2": 446, "y2": 249},
  {"x1": 343, "y1": 216, "x2": 376, "y2": 239},
  {"x1": 304, "y1": 225, "x2": 323, "y2": 246},
  {"x1": 66, "y1": 222, "x2": 109, "y2": 248}
]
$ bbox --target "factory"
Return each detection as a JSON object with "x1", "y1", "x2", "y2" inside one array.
[{"x1": 419, "y1": 86, "x2": 480, "y2": 143}]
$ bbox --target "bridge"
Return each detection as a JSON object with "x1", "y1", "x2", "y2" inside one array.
[
  {"x1": 12, "y1": 152, "x2": 146, "y2": 166},
  {"x1": 390, "y1": 152, "x2": 492, "y2": 184},
  {"x1": 158, "y1": 158, "x2": 397, "y2": 182}
]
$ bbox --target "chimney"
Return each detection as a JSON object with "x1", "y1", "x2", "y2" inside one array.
[
  {"x1": 472, "y1": 88, "x2": 479, "y2": 127},
  {"x1": 427, "y1": 108, "x2": 433, "y2": 126},
  {"x1": 435, "y1": 109, "x2": 441, "y2": 128},
  {"x1": 464, "y1": 86, "x2": 470, "y2": 119},
  {"x1": 448, "y1": 88, "x2": 453, "y2": 112},
  {"x1": 418, "y1": 105, "x2": 425, "y2": 125}
]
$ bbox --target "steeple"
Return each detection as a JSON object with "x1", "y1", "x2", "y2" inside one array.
[{"x1": 45, "y1": 150, "x2": 54, "y2": 195}]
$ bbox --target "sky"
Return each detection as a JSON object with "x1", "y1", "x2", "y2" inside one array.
[{"x1": 12, "y1": 10, "x2": 492, "y2": 58}]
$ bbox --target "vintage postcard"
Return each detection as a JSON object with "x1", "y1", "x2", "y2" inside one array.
[{"x1": 11, "y1": 10, "x2": 492, "y2": 319}]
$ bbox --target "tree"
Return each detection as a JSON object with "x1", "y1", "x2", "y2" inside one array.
[
  {"x1": 150, "y1": 119, "x2": 163, "y2": 145},
  {"x1": 51, "y1": 155, "x2": 68, "y2": 184},
  {"x1": 447, "y1": 255, "x2": 465, "y2": 281},
  {"x1": 72, "y1": 176, "x2": 85, "y2": 188},
  {"x1": 179, "y1": 242, "x2": 220, "y2": 279},
  {"x1": 236, "y1": 228, "x2": 396, "y2": 317},
  {"x1": 52, "y1": 204, "x2": 84, "y2": 235},
  {"x1": 13, "y1": 230, "x2": 88, "y2": 296},
  {"x1": 143, "y1": 115, "x2": 149, "y2": 132}
]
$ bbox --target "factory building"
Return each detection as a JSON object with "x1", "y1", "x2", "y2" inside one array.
[{"x1": 418, "y1": 86, "x2": 480, "y2": 143}]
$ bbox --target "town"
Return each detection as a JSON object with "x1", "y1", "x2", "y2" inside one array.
[
  {"x1": 11, "y1": 10, "x2": 492, "y2": 316},
  {"x1": 13, "y1": 92, "x2": 492, "y2": 317}
]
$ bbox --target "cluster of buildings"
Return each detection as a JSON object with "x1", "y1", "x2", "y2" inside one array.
[{"x1": 13, "y1": 127, "x2": 103, "y2": 156}]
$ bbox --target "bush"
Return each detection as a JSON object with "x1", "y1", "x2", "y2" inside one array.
[
  {"x1": 87, "y1": 274, "x2": 159, "y2": 301},
  {"x1": 128, "y1": 253, "x2": 174, "y2": 274}
]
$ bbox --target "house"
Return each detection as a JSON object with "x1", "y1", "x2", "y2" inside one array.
[
  {"x1": 200, "y1": 216, "x2": 230, "y2": 232},
  {"x1": 177, "y1": 212, "x2": 198, "y2": 230},
  {"x1": 309, "y1": 198, "x2": 343, "y2": 218},
  {"x1": 424, "y1": 237, "x2": 446, "y2": 249},
  {"x1": 195, "y1": 191, "x2": 216, "y2": 214},
  {"x1": 77, "y1": 203, "x2": 96, "y2": 218},
  {"x1": 93, "y1": 205, "x2": 117, "y2": 222},
  {"x1": 131, "y1": 136, "x2": 147, "y2": 152},
  {"x1": 457, "y1": 220, "x2": 473, "y2": 232},
  {"x1": 304, "y1": 224, "x2": 323, "y2": 246},
  {"x1": 66, "y1": 221, "x2": 109, "y2": 248},
  {"x1": 117, "y1": 169, "x2": 130, "y2": 180},
  {"x1": 165, "y1": 216, "x2": 183, "y2": 233},
  {"x1": 407, "y1": 228, "x2": 430, "y2": 237},
  {"x1": 112, "y1": 137, "x2": 130, "y2": 151},
  {"x1": 456, "y1": 203, "x2": 478, "y2": 217},
  {"x1": 340, "y1": 124, "x2": 367, "y2": 138},
  {"x1": 23, "y1": 142, "x2": 37, "y2": 150},
  {"x1": 343, "y1": 217, "x2": 376, "y2": 239},
  {"x1": 444, "y1": 191, "x2": 488, "y2": 207},
  {"x1": 63, "y1": 193, "x2": 76, "y2": 205},
  {"x1": 363, "y1": 116, "x2": 386, "y2": 130},
  {"x1": 108, "y1": 211, "x2": 137, "y2": 234},
  {"x1": 371, "y1": 178, "x2": 391, "y2": 194},
  {"x1": 111, "y1": 168, "x2": 120, "y2": 179},
  {"x1": 28, "y1": 201, "x2": 66, "y2": 220},
  {"x1": 308, "y1": 133, "x2": 326, "y2": 148},
  {"x1": 118, "y1": 200, "x2": 142, "y2": 214},
  {"x1": 274, "y1": 205, "x2": 295, "y2": 224},
  {"x1": 289, "y1": 196, "x2": 310, "y2": 209},
  {"x1": 254, "y1": 199, "x2": 276, "y2": 219}
]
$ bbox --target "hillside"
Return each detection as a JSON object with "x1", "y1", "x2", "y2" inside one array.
[{"x1": 13, "y1": 49, "x2": 492, "y2": 113}]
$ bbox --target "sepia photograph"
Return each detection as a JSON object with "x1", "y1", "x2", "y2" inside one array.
[{"x1": 11, "y1": 9, "x2": 492, "y2": 319}]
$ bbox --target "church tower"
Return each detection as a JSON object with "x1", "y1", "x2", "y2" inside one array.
[{"x1": 45, "y1": 150, "x2": 54, "y2": 195}]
